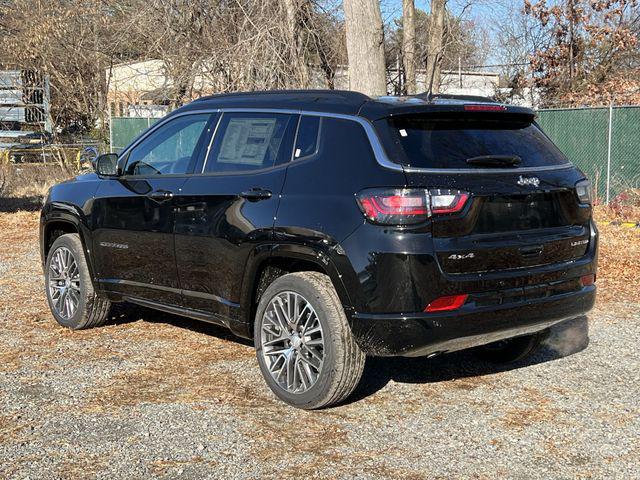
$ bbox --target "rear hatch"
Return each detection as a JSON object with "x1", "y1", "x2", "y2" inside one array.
[{"x1": 375, "y1": 109, "x2": 593, "y2": 275}]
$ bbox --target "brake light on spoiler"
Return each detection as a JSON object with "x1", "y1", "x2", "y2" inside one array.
[
  {"x1": 356, "y1": 188, "x2": 469, "y2": 225},
  {"x1": 464, "y1": 104, "x2": 507, "y2": 112}
]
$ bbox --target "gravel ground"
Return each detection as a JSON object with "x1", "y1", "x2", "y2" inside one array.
[{"x1": 0, "y1": 211, "x2": 638, "y2": 479}]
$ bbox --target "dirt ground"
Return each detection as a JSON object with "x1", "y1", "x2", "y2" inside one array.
[{"x1": 0, "y1": 210, "x2": 638, "y2": 479}]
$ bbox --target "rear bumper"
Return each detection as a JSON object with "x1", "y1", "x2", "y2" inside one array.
[{"x1": 349, "y1": 285, "x2": 595, "y2": 357}]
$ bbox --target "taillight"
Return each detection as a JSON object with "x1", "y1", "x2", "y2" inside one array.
[
  {"x1": 425, "y1": 294, "x2": 469, "y2": 312},
  {"x1": 356, "y1": 189, "x2": 429, "y2": 225},
  {"x1": 575, "y1": 179, "x2": 592, "y2": 205},
  {"x1": 356, "y1": 188, "x2": 469, "y2": 225},
  {"x1": 430, "y1": 190, "x2": 470, "y2": 214}
]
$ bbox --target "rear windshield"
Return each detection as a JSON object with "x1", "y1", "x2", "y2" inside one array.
[{"x1": 377, "y1": 115, "x2": 569, "y2": 169}]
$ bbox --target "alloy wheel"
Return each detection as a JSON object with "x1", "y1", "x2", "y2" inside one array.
[
  {"x1": 260, "y1": 291, "x2": 325, "y2": 394},
  {"x1": 48, "y1": 246, "x2": 81, "y2": 320}
]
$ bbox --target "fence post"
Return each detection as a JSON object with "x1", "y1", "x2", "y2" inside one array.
[
  {"x1": 606, "y1": 101, "x2": 613, "y2": 204},
  {"x1": 108, "y1": 103, "x2": 114, "y2": 154}
]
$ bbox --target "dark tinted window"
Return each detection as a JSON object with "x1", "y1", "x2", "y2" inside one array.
[
  {"x1": 379, "y1": 115, "x2": 569, "y2": 169},
  {"x1": 294, "y1": 116, "x2": 321, "y2": 159},
  {"x1": 204, "y1": 112, "x2": 297, "y2": 173},
  {"x1": 125, "y1": 114, "x2": 212, "y2": 175}
]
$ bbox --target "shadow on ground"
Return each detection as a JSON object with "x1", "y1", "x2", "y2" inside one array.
[
  {"x1": 105, "y1": 302, "x2": 253, "y2": 347},
  {"x1": 104, "y1": 304, "x2": 589, "y2": 404},
  {"x1": 348, "y1": 316, "x2": 590, "y2": 404}
]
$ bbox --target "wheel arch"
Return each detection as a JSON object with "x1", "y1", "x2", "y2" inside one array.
[
  {"x1": 40, "y1": 205, "x2": 97, "y2": 285},
  {"x1": 236, "y1": 244, "x2": 354, "y2": 339}
]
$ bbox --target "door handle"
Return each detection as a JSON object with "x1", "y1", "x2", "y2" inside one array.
[
  {"x1": 147, "y1": 189, "x2": 174, "y2": 202},
  {"x1": 240, "y1": 188, "x2": 272, "y2": 202}
]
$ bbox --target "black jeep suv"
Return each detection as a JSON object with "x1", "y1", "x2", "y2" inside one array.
[{"x1": 40, "y1": 90, "x2": 597, "y2": 409}]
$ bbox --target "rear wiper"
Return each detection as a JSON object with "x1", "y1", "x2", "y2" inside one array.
[{"x1": 465, "y1": 155, "x2": 522, "y2": 168}]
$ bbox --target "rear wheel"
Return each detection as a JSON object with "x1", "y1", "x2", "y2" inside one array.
[
  {"x1": 45, "y1": 233, "x2": 111, "y2": 330},
  {"x1": 475, "y1": 330, "x2": 548, "y2": 363},
  {"x1": 254, "y1": 272, "x2": 365, "y2": 409}
]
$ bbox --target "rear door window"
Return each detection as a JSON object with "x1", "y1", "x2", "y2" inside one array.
[
  {"x1": 378, "y1": 115, "x2": 569, "y2": 169},
  {"x1": 294, "y1": 116, "x2": 321, "y2": 159},
  {"x1": 203, "y1": 112, "x2": 297, "y2": 173}
]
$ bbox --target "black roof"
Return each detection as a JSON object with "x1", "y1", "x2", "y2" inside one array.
[{"x1": 177, "y1": 89, "x2": 535, "y2": 120}]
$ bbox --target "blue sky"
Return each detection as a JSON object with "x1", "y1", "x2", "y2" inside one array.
[
  {"x1": 379, "y1": 0, "x2": 503, "y2": 23},
  {"x1": 377, "y1": 1, "x2": 518, "y2": 67}
]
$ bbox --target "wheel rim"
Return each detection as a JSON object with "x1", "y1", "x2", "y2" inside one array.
[
  {"x1": 48, "y1": 246, "x2": 81, "y2": 320},
  {"x1": 260, "y1": 291, "x2": 324, "y2": 394}
]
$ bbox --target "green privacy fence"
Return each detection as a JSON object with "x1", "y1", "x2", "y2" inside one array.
[
  {"x1": 537, "y1": 106, "x2": 640, "y2": 203},
  {"x1": 111, "y1": 105, "x2": 640, "y2": 203},
  {"x1": 110, "y1": 116, "x2": 159, "y2": 153}
]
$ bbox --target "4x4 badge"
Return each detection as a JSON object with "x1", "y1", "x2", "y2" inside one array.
[
  {"x1": 517, "y1": 175, "x2": 540, "y2": 187},
  {"x1": 448, "y1": 253, "x2": 475, "y2": 260}
]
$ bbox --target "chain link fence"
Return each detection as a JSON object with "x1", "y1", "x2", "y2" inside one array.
[
  {"x1": 111, "y1": 105, "x2": 640, "y2": 205},
  {"x1": 537, "y1": 105, "x2": 640, "y2": 205}
]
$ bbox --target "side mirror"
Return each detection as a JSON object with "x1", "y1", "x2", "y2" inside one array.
[{"x1": 94, "y1": 153, "x2": 119, "y2": 177}]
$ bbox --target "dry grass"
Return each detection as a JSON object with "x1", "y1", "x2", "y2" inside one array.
[
  {"x1": 56, "y1": 454, "x2": 110, "y2": 480},
  {"x1": 501, "y1": 387, "x2": 561, "y2": 431},
  {"x1": 593, "y1": 207, "x2": 640, "y2": 306},
  {"x1": 0, "y1": 163, "x2": 76, "y2": 211},
  {"x1": 84, "y1": 331, "x2": 255, "y2": 411}
]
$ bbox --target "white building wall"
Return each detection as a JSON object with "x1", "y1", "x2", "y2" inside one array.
[{"x1": 108, "y1": 60, "x2": 502, "y2": 117}]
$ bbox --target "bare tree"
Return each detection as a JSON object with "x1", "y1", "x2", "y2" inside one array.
[
  {"x1": 284, "y1": 0, "x2": 311, "y2": 87},
  {"x1": 402, "y1": 0, "x2": 417, "y2": 94},
  {"x1": 0, "y1": 0, "x2": 128, "y2": 136},
  {"x1": 426, "y1": 0, "x2": 447, "y2": 94},
  {"x1": 343, "y1": 0, "x2": 387, "y2": 96},
  {"x1": 387, "y1": 5, "x2": 488, "y2": 95}
]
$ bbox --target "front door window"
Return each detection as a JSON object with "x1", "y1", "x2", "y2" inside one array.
[{"x1": 125, "y1": 114, "x2": 213, "y2": 176}]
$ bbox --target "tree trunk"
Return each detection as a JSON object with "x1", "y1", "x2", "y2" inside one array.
[
  {"x1": 402, "y1": 0, "x2": 416, "y2": 94},
  {"x1": 343, "y1": 0, "x2": 387, "y2": 96},
  {"x1": 426, "y1": 0, "x2": 446, "y2": 94},
  {"x1": 567, "y1": 0, "x2": 575, "y2": 82},
  {"x1": 283, "y1": 0, "x2": 310, "y2": 87}
]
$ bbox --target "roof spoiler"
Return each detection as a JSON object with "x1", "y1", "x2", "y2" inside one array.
[{"x1": 415, "y1": 93, "x2": 498, "y2": 104}]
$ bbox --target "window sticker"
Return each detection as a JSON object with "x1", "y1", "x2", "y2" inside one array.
[
  {"x1": 218, "y1": 118, "x2": 277, "y2": 165},
  {"x1": 399, "y1": 129, "x2": 408, "y2": 137}
]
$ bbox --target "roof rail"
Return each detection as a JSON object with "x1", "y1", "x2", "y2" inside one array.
[
  {"x1": 194, "y1": 89, "x2": 370, "y2": 103},
  {"x1": 415, "y1": 92, "x2": 497, "y2": 103}
]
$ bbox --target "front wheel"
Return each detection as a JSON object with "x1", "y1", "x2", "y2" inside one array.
[
  {"x1": 254, "y1": 272, "x2": 365, "y2": 409},
  {"x1": 45, "y1": 233, "x2": 111, "y2": 330}
]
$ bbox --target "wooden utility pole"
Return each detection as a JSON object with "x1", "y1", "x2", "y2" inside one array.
[
  {"x1": 426, "y1": 0, "x2": 446, "y2": 94},
  {"x1": 343, "y1": 0, "x2": 387, "y2": 96},
  {"x1": 402, "y1": 0, "x2": 416, "y2": 94}
]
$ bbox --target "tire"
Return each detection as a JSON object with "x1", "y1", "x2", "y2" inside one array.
[
  {"x1": 475, "y1": 330, "x2": 548, "y2": 363},
  {"x1": 254, "y1": 272, "x2": 365, "y2": 409},
  {"x1": 45, "y1": 233, "x2": 111, "y2": 330}
]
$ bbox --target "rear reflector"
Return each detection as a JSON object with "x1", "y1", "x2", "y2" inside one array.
[
  {"x1": 580, "y1": 274, "x2": 595, "y2": 286},
  {"x1": 425, "y1": 294, "x2": 469, "y2": 312},
  {"x1": 464, "y1": 104, "x2": 507, "y2": 112}
]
